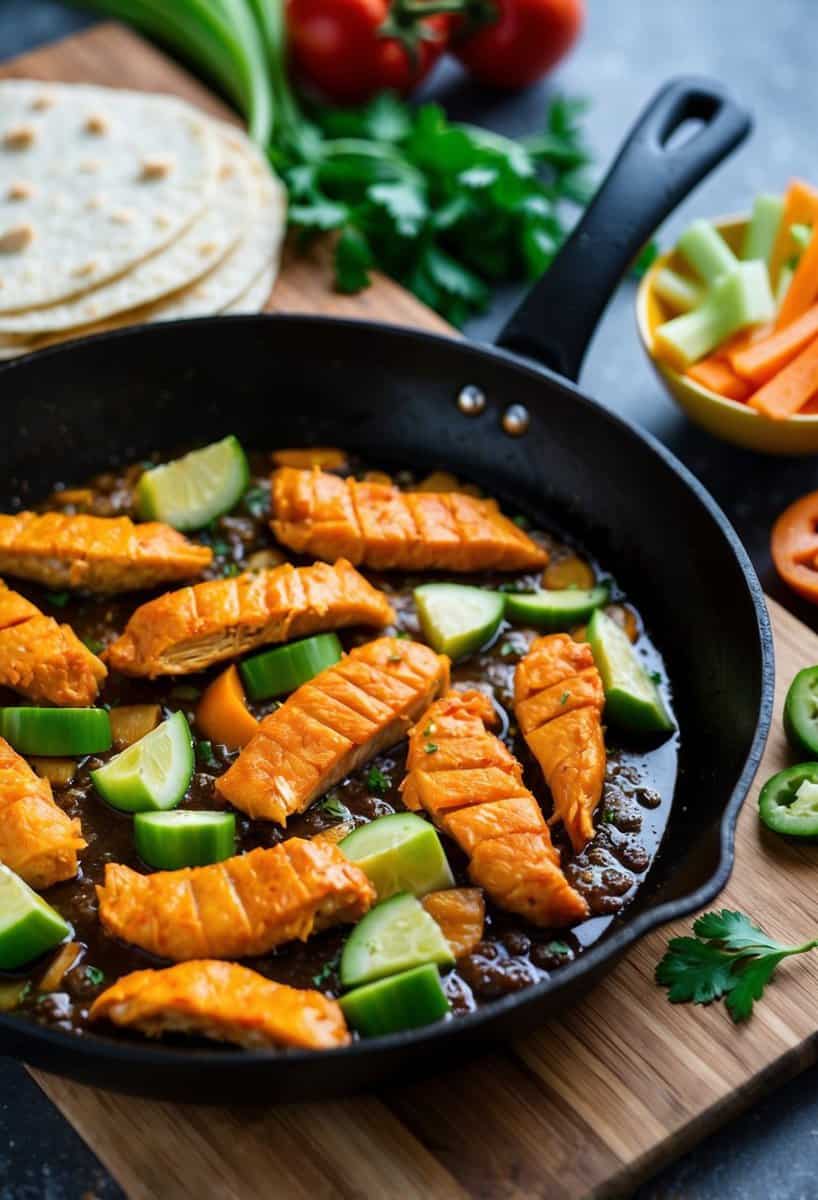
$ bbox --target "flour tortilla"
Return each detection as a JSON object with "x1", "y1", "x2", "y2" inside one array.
[
  {"x1": 224, "y1": 264, "x2": 275, "y2": 313},
  {"x1": 0, "y1": 82, "x2": 217, "y2": 312},
  {"x1": 0, "y1": 131, "x2": 253, "y2": 336}
]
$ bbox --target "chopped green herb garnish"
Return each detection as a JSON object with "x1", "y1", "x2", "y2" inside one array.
[
  {"x1": 222, "y1": 562, "x2": 241, "y2": 578},
  {"x1": 318, "y1": 794, "x2": 351, "y2": 820},
  {"x1": 243, "y1": 486, "x2": 270, "y2": 518},
  {"x1": 631, "y1": 239, "x2": 659, "y2": 279},
  {"x1": 85, "y1": 966, "x2": 105, "y2": 987},
  {"x1": 211, "y1": 539, "x2": 230, "y2": 557},
  {"x1": 196, "y1": 739, "x2": 217, "y2": 767},
  {"x1": 83, "y1": 637, "x2": 104, "y2": 655},
  {"x1": 650, "y1": 671, "x2": 663, "y2": 684},
  {"x1": 424, "y1": 743, "x2": 439, "y2": 754},
  {"x1": 560, "y1": 691, "x2": 570, "y2": 705},
  {"x1": 603, "y1": 808, "x2": 615, "y2": 823},
  {"x1": 45, "y1": 591, "x2": 70, "y2": 608},
  {"x1": 500, "y1": 643, "x2": 517, "y2": 657},
  {"x1": 546, "y1": 940, "x2": 572, "y2": 957},
  {"x1": 312, "y1": 952, "x2": 341, "y2": 989},
  {"x1": 366, "y1": 765, "x2": 390, "y2": 794},
  {"x1": 512, "y1": 514, "x2": 531, "y2": 530},
  {"x1": 394, "y1": 630, "x2": 411, "y2": 640},
  {"x1": 656, "y1": 909, "x2": 818, "y2": 1023},
  {"x1": 423, "y1": 722, "x2": 437, "y2": 736},
  {"x1": 387, "y1": 653, "x2": 403, "y2": 663}
]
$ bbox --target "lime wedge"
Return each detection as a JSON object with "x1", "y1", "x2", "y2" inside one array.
[
  {"x1": 587, "y1": 609, "x2": 675, "y2": 736},
  {"x1": 137, "y1": 436, "x2": 250, "y2": 531},
  {"x1": 91, "y1": 710, "x2": 194, "y2": 813},
  {"x1": 340, "y1": 812, "x2": 453, "y2": 900},
  {"x1": 0, "y1": 864, "x2": 71, "y2": 969},
  {"x1": 414, "y1": 583, "x2": 505, "y2": 660},
  {"x1": 340, "y1": 891, "x2": 454, "y2": 988}
]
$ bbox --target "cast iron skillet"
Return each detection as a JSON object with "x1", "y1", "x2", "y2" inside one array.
[{"x1": 0, "y1": 78, "x2": 773, "y2": 1101}]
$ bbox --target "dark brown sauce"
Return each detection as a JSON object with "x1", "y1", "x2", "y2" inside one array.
[{"x1": 3, "y1": 452, "x2": 678, "y2": 1041}]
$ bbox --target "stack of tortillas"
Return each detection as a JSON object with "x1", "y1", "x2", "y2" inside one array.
[{"x1": 0, "y1": 81, "x2": 286, "y2": 359}]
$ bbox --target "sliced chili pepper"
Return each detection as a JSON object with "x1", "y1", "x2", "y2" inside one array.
[
  {"x1": 784, "y1": 666, "x2": 818, "y2": 757},
  {"x1": 759, "y1": 763, "x2": 818, "y2": 837},
  {"x1": 771, "y1": 491, "x2": 818, "y2": 603}
]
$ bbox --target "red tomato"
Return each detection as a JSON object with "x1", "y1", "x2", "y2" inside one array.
[
  {"x1": 454, "y1": 0, "x2": 584, "y2": 89},
  {"x1": 286, "y1": 0, "x2": 453, "y2": 104}
]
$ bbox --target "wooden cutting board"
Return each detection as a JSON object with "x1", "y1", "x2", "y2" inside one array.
[{"x1": 5, "y1": 24, "x2": 818, "y2": 1200}]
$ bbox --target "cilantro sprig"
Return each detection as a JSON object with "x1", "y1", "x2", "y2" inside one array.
[
  {"x1": 656, "y1": 909, "x2": 818, "y2": 1023},
  {"x1": 275, "y1": 92, "x2": 593, "y2": 326}
]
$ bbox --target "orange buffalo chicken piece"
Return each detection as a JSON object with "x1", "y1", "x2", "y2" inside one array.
[
  {"x1": 270, "y1": 467, "x2": 548, "y2": 571},
  {"x1": 97, "y1": 838, "x2": 374, "y2": 962},
  {"x1": 514, "y1": 634, "x2": 606, "y2": 853},
  {"x1": 104, "y1": 558, "x2": 394, "y2": 677},
  {"x1": 421, "y1": 888, "x2": 485, "y2": 958},
  {"x1": 402, "y1": 691, "x2": 588, "y2": 927},
  {"x1": 0, "y1": 737, "x2": 85, "y2": 889},
  {"x1": 217, "y1": 637, "x2": 449, "y2": 823},
  {"x1": 90, "y1": 960, "x2": 349, "y2": 1050},
  {"x1": 0, "y1": 579, "x2": 106, "y2": 705},
  {"x1": 0, "y1": 512, "x2": 211, "y2": 593}
]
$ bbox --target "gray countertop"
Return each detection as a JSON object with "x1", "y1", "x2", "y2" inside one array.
[{"x1": 2, "y1": 1, "x2": 818, "y2": 1197}]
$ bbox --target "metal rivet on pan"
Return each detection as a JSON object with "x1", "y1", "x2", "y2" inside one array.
[
  {"x1": 456, "y1": 384, "x2": 486, "y2": 416},
  {"x1": 502, "y1": 403, "x2": 530, "y2": 436}
]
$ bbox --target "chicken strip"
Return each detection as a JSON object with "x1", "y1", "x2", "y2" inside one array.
[
  {"x1": 217, "y1": 637, "x2": 449, "y2": 823},
  {"x1": 0, "y1": 737, "x2": 85, "y2": 889},
  {"x1": 270, "y1": 467, "x2": 548, "y2": 571},
  {"x1": 90, "y1": 960, "x2": 349, "y2": 1050},
  {"x1": 0, "y1": 512, "x2": 211, "y2": 593},
  {"x1": 0, "y1": 579, "x2": 106, "y2": 705},
  {"x1": 104, "y1": 558, "x2": 394, "y2": 677},
  {"x1": 514, "y1": 634, "x2": 605, "y2": 853},
  {"x1": 401, "y1": 691, "x2": 587, "y2": 927},
  {"x1": 97, "y1": 838, "x2": 374, "y2": 961},
  {"x1": 421, "y1": 888, "x2": 485, "y2": 958}
]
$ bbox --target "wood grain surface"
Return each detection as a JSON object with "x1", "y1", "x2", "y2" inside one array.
[{"x1": 5, "y1": 25, "x2": 818, "y2": 1200}]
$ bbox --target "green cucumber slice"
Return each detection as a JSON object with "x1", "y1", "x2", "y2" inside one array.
[
  {"x1": 134, "y1": 810, "x2": 236, "y2": 869},
  {"x1": 137, "y1": 436, "x2": 250, "y2": 531},
  {"x1": 504, "y1": 585, "x2": 608, "y2": 629},
  {"x1": 741, "y1": 194, "x2": 784, "y2": 264},
  {"x1": 677, "y1": 219, "x2": 737, "y2": 283},
  {"x1": 340, "y1": 892, "x2": 454, "y2": 988},
  {"x1": 340, "y1": 813, "x2": 454, "y2": 900},
  {"x1": 413, "y1": 583, "x2": 505, "y2": 660},
  {"x1": 239, "y1": 633, "x2": 343, "y2": 700},
  {"x1": 0, "y1": 864, "x2": 70, "y2": 969},
  {"x1": 91, "y1": 710, "x2": 194, "y2": 813},
  {"x1": 587, "y1": 609, "x2": 675, "y2": 736},
  {"x1": 652, "y1": 267, "x2": 705, "y2": 314},
  {"x1": 655, "y1": 261, "x2": 775, "y2": 369},
  {"x1": 339, "y1": 963, "x2": 450, "y2": 1037},
  {"x1": 0, "y1": 707, "x2": 111, "y2": 757}
]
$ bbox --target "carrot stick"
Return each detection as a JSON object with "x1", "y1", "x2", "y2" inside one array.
[
  {"x1": 768, "y1": 179, "x2": 818, "y2": 289},
  {"x1": 686, "y1": 358, "x2": 753, "y2": 401},
  {"x1": 749, "y1": 334, "x2": 818, "y2": 419},
  {"x1": 776, "y1": 227, "x2": 818, "y2": 328},
  {"x1": 730, "y1": 302, "x2": 818, "y2": 383}
]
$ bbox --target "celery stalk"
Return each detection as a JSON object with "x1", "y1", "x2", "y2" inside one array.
[
  {"x1": 741, "y1": 194, "x2": 784, "y2": 264},
  {"x1": 776, "y1": 263, "x2": 795, "y2": 311},
  {"x1": 656, "y1": 262, "x2": 775, "y2": 369},
  {"x1": 677, "y1": 219, "x2": 737, "y2": 284},
  {"x1": 790, "y1": 222, "x2": 812, "y2": 252},
  {"x1": 653, "y1": 267, "x2": 704, "y2": 314}
]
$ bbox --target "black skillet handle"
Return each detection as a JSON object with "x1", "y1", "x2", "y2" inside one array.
[{"x1": 496, "y1": 77, "x2": 752, "y2": 381}]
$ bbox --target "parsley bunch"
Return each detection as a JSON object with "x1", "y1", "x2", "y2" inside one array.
[
  {"x1": 274, "y1": 92, "x2": 593, "y2": 325},
  {"x1": 656, "y1": 909, "x2": 818, "y2": 1023}
]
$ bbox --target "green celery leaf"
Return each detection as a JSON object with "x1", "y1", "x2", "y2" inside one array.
[
  {"x1": 368, "y1": 182, "x2": 428, "y2": 237},
  {"x1": 655, "y1": 936, "x2": 737, "y2": 1005},
  {"x1": 335, "y1": 226, "x2": 374, "y2": 293}
]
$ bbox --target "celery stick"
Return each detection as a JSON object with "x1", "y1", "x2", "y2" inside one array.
[
  {"x1": 741, "y1": 194, "x2": 784, "y2": 263},
  {"x1": 656, "y1": 262, "x2": 775, "y2": 369},
  {"x1": 776, "y1": 263, "x2": 795, "y2": 311},
  {"x1": 677, "y1": 220, "x2": 737, "y2": 284},
  {"x1": 790, "y1": 222, "x2": 812, "y2": 252},
  {"x1": 653, "y1": 267, "x2": 705, "y2": 314}
]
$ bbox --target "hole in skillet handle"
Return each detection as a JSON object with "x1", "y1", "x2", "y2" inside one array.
[{"x1": 496, "y1": 76, "x2": 752, "y2": 385}]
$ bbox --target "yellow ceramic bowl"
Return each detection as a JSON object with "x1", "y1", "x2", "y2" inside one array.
[{"x1": 636, "y1": 214, "x2": 818, "y2": 455}]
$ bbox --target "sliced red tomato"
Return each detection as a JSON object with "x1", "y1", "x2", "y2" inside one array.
[
  {"x1": 286, "y1": 0, "x2": 454, "y2": 104},
  {"x1": 454, "y1": 0, "x2": 584, "y2": 90},
  {"x1": 772, "y1": 491, "x2": 818, "y2": 602}
]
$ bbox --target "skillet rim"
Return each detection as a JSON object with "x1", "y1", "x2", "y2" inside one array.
[{"x1": 0, "y1": 313, "x2": 775, "y2": 1073}]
